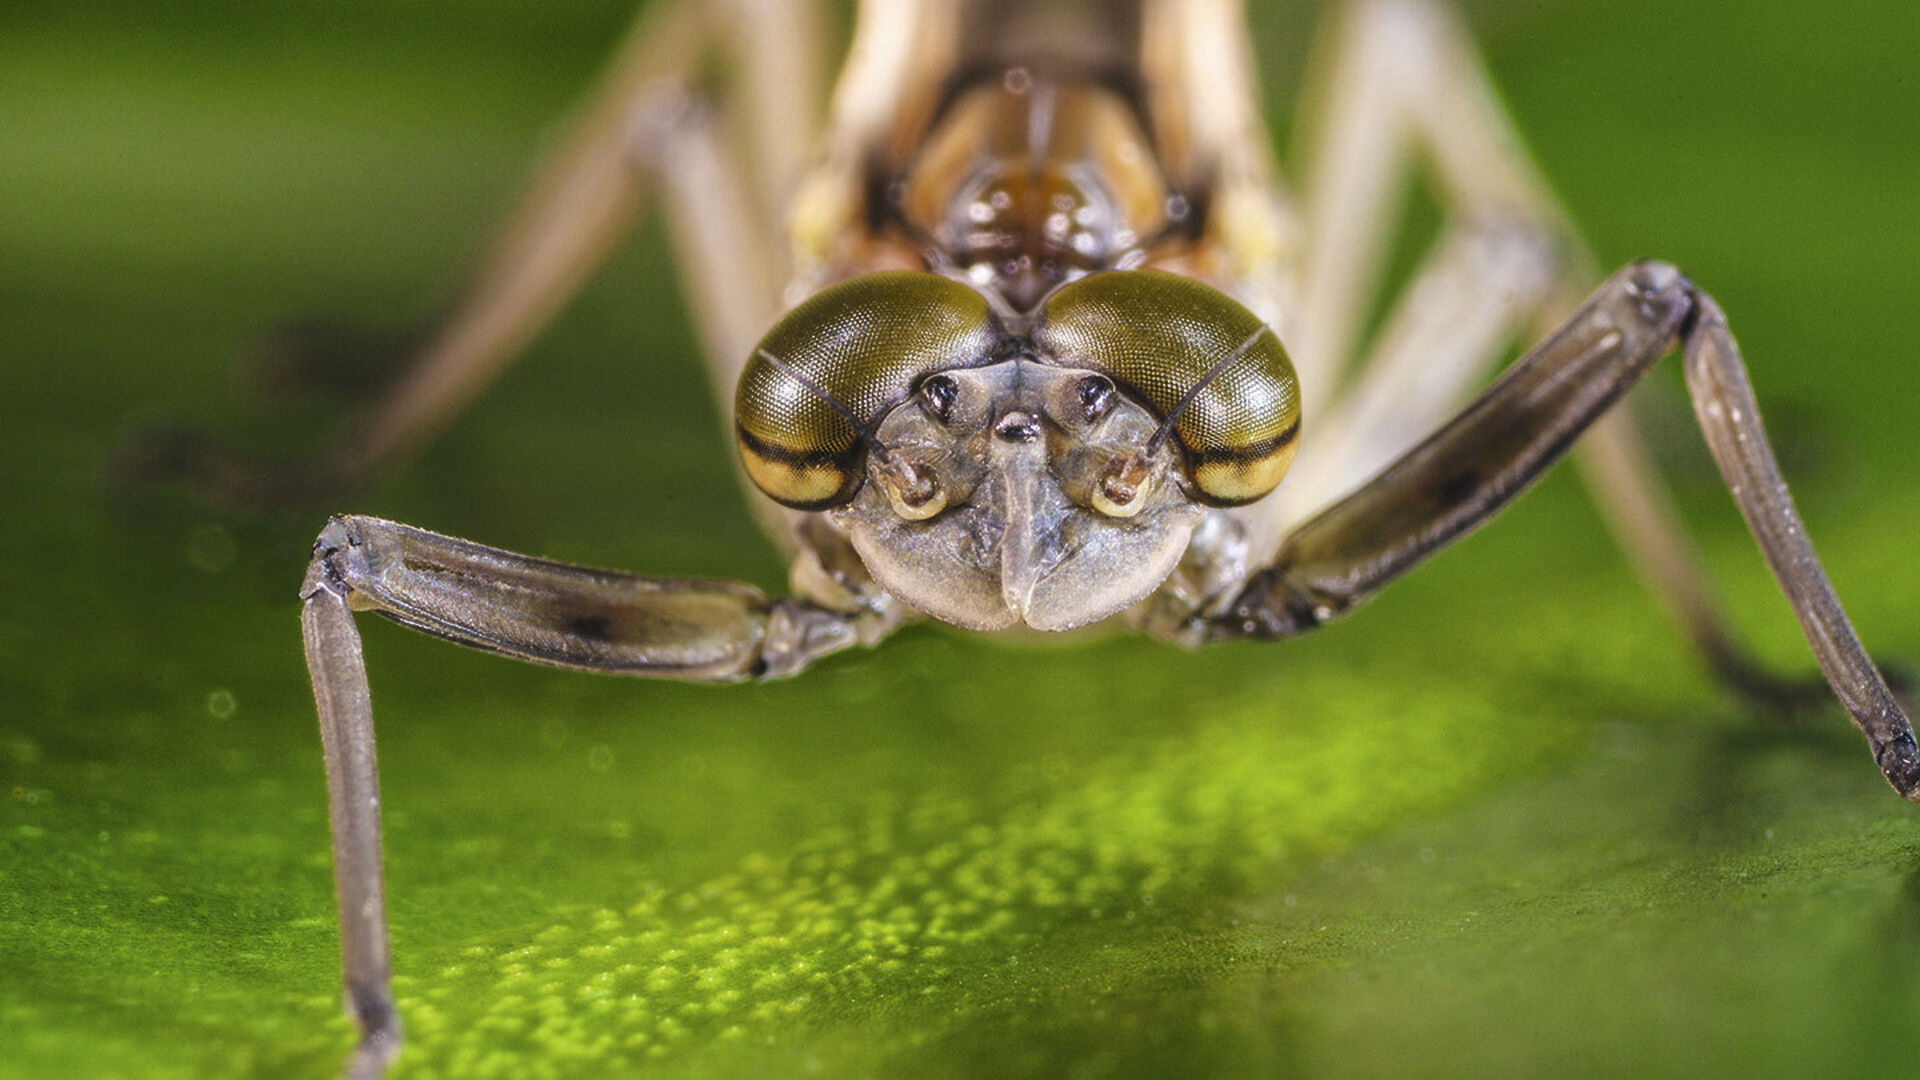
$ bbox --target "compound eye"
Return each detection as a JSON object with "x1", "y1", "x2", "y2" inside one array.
[
  {"x1": 1035, "y1": 270, "x2": 1302, "y2": 506},
  {"x1": 736, "y1": 273, "x2": 999, "y2": 509}
]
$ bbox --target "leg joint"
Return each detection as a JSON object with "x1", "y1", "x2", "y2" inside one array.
[
  {"x1": 301, "y1": 514, "x2": 373, "y2": 603},
  {"x1": 1202, "y1": 571, "x2": 1334, "y2": 642}
]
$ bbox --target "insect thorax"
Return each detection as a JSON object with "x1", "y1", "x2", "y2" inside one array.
[{"x1": 887, "y1": 68, "x2": 1195, "y2": 313}]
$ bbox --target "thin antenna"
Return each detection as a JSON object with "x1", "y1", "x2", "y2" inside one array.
[
  {"x1": 1149, "y1": 324, "x2": 1272, "y2": 451},
  {"x1": 755, "y1": 349, "x2": 893, "y2": 463}
]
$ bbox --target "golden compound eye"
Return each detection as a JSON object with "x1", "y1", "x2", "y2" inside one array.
[
  {"x1": 1035, "y1": 270, "x2": 1302, "y2": 506},
  {"x1": 735, "y1": 273, "x2": 999, "y2": 510}
]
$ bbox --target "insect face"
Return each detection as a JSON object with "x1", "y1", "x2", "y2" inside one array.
[
  {"x1": 836, "y1": 360, "x2": 1202, "y2": 631},
  {"x1": 737, "y1": 271, "x2": 1303, "y2": 631}
]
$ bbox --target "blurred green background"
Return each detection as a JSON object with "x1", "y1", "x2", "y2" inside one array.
[{"x1": 4, "y1": 1, "x2": 1919, "y2": 1077}]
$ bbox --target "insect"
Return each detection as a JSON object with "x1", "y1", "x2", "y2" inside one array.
[{"x1": 267, "y1": 1, "x2": 1919, "y2": 1076}]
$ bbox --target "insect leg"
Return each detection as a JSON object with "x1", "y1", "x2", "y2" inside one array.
[
  {"x1": 727, "y1": 0, "x2": 827, "y2": 230},
  {"x1": 1250, "y1": 0, "x2": 1587, "y2": 553},
  {"x1": 1280, "y1": 0, "x2": 1831, "y2": 711},
  {"x1": 301, "y1": 564, "x2": 396, "y2": 1080},
  {"x1": 1196, "y1": 263, "x2": 1919, "y2": 799},
  {"x1": 331, "y1": 1, "x2": 702, "y2": 483},
  {"x1": 1574, "y1": 394, "x2": 1846, "y2": 712},
  {"x1": 1678, "y1": 297, "x2": 1914, "y2": 733},
  {"x1": 1288, "y1": 0, "x2": 1572, "y2": 400},
  {"x1": 300, "y1": 514, "x2": 888, "y2": 1077},
  {"x1": 1259, "y1": 221, "x2": 1557, "y2": 545},
  {"x1": 126, "y1": 0, "x2": 832, "y2": 508},
  {"x1": 339, "y1": 0, "x2": 826, "y2": 486}
]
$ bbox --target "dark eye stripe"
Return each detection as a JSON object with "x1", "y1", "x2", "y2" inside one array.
[
  {"x1": 733, "y1": 424, "x2": 857, "y2": 470},
  {"x1": 1191, "y1": 415, "x2": 1301, "y2": 466}
]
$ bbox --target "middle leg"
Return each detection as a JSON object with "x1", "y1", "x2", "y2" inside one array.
[
  {"x1": 1195, "y1": 263, "x2": 1919, "y2": 800},
  {"x1": 1274, "y1": 0, "x2": 1830, "y2": 710}
]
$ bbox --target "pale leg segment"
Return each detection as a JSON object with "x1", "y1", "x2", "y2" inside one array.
[
  {"x1": 1264, "y1": 220, "x2": 1557, "y2": 534},
  {"x1": 1274, "y1": 0, "x2": 1831, "y2": 710},
  {"x1": 125, "y1": 0, "x2": 826, "y2": 508},
  {"x1": 333, "y1": 1, "x2": 706, "y2": 482},
  {"x1": 1264, "y1": 0, "x2": 1588, "y2": 549},
  {"x1": 300, "y1": 514, "x2": 892, "y2": 1078},
  {"x1": 1287, "y1": 0, "x2": 1571, "y2": 406},
  {"x1": 338, "y1": 0, "x2": 822, "y2": 481},
  {"x1": 642, "y1": 95, "x2": 785, "y2": 414},
  {"x1": 1199, "y1": 264, "x2": 1920, "y2": 800}
]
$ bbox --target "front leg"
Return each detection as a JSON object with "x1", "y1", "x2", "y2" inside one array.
[
  {"x1": 300, "y1": 514, "x2": 891, "y2": 1078},
  {"x1": 1195, "y1": 263, "x2": 1919, "y2": 800}
]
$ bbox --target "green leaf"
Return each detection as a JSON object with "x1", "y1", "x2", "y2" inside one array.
[{"x1": 3, "y1": 2, "x2": 1917, "y2": 1078}]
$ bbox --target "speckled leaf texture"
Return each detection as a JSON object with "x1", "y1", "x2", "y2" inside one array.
[{"x1": 3, "y1": 2, "x2": 1919, "y2": 1077}]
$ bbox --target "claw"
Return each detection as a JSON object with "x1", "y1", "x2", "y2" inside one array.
[{"x1": 1875, "y1": 730, "x2": 1920, "y2": 802}]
